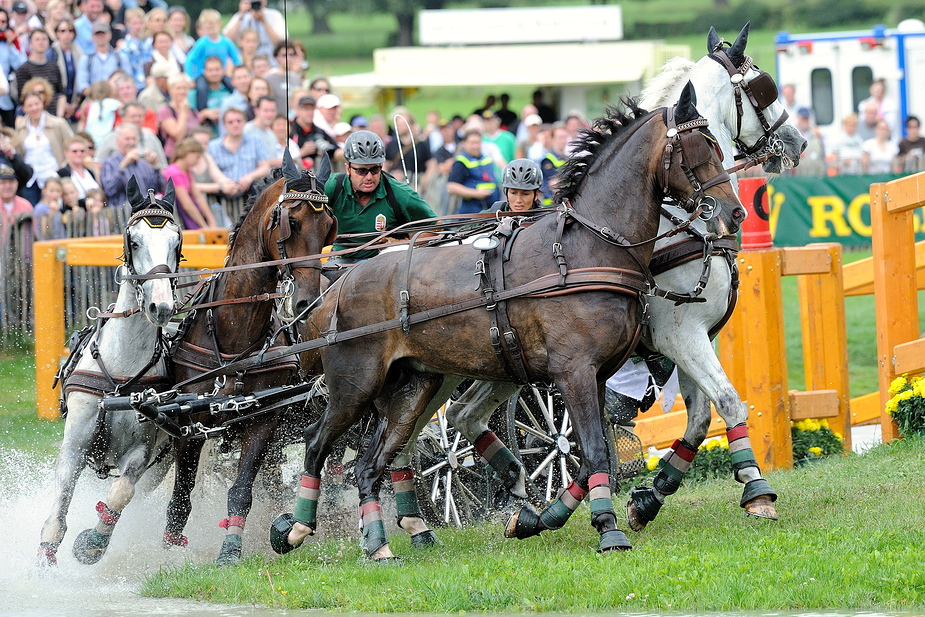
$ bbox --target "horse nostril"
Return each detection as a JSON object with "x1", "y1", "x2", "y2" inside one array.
[
  {"x1": 734, "y1": 207, "x2": 747, "y2": 223},
  {"x1": 799, "y1": 140, "x2": 807, "y2": 154}
]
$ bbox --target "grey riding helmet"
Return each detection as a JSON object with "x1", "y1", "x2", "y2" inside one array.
[
  {"x1": 502, "y1": 158, "x2": 543, "y2": 190},
  {"x1": 343, "y1": 130, "x2": 385, "y2": 165}
]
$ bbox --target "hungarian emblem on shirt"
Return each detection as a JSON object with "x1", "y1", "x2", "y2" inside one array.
[{"x1": 375, "y1": 213, "x2": 387, "y2": 231}]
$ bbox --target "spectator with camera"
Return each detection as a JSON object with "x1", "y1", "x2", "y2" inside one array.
[
  {"x1": 222, "y1": 0, "x2": 285, "y2": 64},
  {"x1": 290, "y1": 94, "x2": 337, "y2": 170}
]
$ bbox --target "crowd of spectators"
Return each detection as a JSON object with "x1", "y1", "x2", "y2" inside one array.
[{"x1": 778, "y1": 79, "x2": 924, "y2": 178}]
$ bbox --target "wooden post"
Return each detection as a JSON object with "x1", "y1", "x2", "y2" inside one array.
[
  {"x1": 793, "y1": 243, "x2": 852, "y2": 451},
  {"x1": 32, "y1": 240, "x2": 66, "y2": 421},
  {"x1": 871, "y1": 182, "x2": 918, "y2": 442},
  {"x1": 736, "y1": 248, "x2": 793, "y2": 469}
]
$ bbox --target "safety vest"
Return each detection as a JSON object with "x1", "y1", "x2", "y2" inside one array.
[
  {"x1": 541, "y1": 151, "x2": 566, "y2": 205},
  {"x1": 455, "y1": 152, "x2": 499, "y2": 213}
]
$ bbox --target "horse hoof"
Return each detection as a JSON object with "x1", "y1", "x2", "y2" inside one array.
[
  {"x1": 625, "y1": 499, "x2": 647, "y2": 532},
  {"x1": 72, "y1": 529, "x2": 109, "y2": 565},
  {"x1": 504, "y1": 503, "x2": 541, "y2": 539},
  {"x1": 162, "y1": 531, "x2": 189, "y2": 548},
  {"x1": 269, "y1": 513, "x2": 304, "y2": 555},
  {"x1": 598, "y1": 529, "x2": 633, "y2": 553},
  {"x1": 36, "y1": 543, "x2": 58, "y2": 568},
  {"x1": 410, "y1": 530, "x2": 443, "y2": 550},
  {"x1": 215, "y1": 534, "x2": 243, "y2": 567},
  {"x1": 744, "y1": 495, "x2": 779, "y2": 521}
]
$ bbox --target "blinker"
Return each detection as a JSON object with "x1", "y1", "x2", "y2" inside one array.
[
  {"x1": 679, "y1": 131, "x2": 713, "y2": 169},
  {"x1": 747, "y1": 72, "x2": 779, "y2": 110}
]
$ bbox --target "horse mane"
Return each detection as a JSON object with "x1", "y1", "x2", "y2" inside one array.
[
  {"x1": 554, "y1": 99, "x2": 654, "y2": 205},
  {"x1": 639, "y1": 56, "x2": 696, "y2": 108},
  {"x1": 228, "y1": 167, "x2": 322, "y2": 248}
]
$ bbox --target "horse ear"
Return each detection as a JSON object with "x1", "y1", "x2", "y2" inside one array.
[
  {"x1": 707, "y1": 26, "x2": 720, "y2": 54},
  {"x1": 127, "y1": 175, "x2": 143, "y2": 212},
  {"x1": 282, "y1": 148, "x2": 300, "y2": 182},
  {"x1": 728, "y1": 22, "x2": 750, "y2": 66},
  {"x1": 163, "y1": 178, "x2": 175, "y2": 211},
  {"x1": 676, "y1": 82, "x2": 699, "y2": 123},
  {"x1": 314, "y1": 151, "x2": 332, "y2": 186}
]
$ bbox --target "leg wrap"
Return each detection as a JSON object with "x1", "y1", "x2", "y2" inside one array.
[
  {"x1": 219, "y1": 515, "x2": 246, "y2": 536},
  {"x1": 474, "y1": 431, "x2": 523, "y2": 489},
  {"x1": 390, "y1": 468, "x2": 423, "y2": 521},
  {"x1": 359, "y1": 499, "x2": 390, "y2": 559},
  {"x1": 94, "y1": 501, "x2": 120, "y2": 537},
  {"x1": 293, "y1": 473, "x2": 320, "y2": 530},
  {"x1": 538, "y1": 480, "x2": 588, "y2": 531},
  {"x1": 652, "y1": 439, "x2": 697, "y2": 496},
  {"x1": 37, "y1": 542, "x2": 58, "y2": 567},
  {"x1": 727, "y1": 423, "x2": 760, "y2": 480},
  {"x1": 587, "y1": 472, "x2": 615, "y2": 525}
]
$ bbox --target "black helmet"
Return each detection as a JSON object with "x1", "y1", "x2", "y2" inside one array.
[
  {"x1": 343, "y1": 130, "x2": 385, "y2": 165},
  {"x1": 502, "y1": 159, "x2": 543, "y2": 190}
]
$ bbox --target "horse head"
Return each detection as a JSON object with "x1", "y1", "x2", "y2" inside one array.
[
  {"x1": 255, "y1": 150, "x2": 337, "y2": 321},
  {"x1": 123, "y1": 175, "x2": 182, "y2": 327},
  {"x1": 705, "y1": 22, "x2": 806, "y2": 174},
  {"x1": 661, "y1": 82, "x2": 746, "y2": 237}
]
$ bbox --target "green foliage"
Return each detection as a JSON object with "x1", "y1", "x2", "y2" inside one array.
[
  {"x1": 686, "y1": 440, "x2": 733, "y2": 483},
  {"x1": 886, "y1": 375, "x2": 925, "y2": 438}
]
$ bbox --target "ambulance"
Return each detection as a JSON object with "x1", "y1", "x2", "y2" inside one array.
[{"x1": 775, "y1": 19, "x2": 925, "y2": 140}]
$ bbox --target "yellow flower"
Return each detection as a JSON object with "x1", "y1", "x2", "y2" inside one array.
[
  {"x1": 834, "y1": 432, "x2": 843, "y2": 441},
  {"x1": 889, "y1": 375, "x2": 908, "y2": 396},
  {"x1": 808, "y1": 446, "x2": 822, "y2": 456},
  {"x1": 646, "y1": 456, "x2": 660, "y2": 471}
]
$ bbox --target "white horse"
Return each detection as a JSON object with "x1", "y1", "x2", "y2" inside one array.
[
  {"x1": 37, "y1": 178, "x2": 182, "y2": 567},
  {"x1": 382, "y1": 23, "x2": 806, "y2": 539}
]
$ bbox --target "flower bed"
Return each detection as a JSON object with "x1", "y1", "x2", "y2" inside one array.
[{"x1": 886, "y1": 374, "x2": 925, "y2": 438}]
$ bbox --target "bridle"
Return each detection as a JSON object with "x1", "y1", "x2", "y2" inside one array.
[
  {"x1": 117, "y1": 191, "x2": 183, "y2": 311},
  {"x1": 660, "y1": 107, "x2": 731, "y2": 222},
  {"x1": 261, "y1": 176, "x2": 334, "y2": 286},
  {"x1": 709, "y1": 43, "x2": 788, "y2": 161}
]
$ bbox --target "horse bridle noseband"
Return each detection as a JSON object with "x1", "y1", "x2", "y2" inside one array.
[{"x1": 709, "y1": 43, "x2": 788, "y2": 161}]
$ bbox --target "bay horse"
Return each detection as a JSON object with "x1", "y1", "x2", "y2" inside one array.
[
  {"x1": 163, "y1": 152, "x2": 335, "y2": 566},
  {"x1": 414, "y1": 22, "x2": 807, "y2": 531},
  {"x1": 275, "y1": 83, "x2": 741, "y2": 559},
  {"x1": 356, "y1": 22, "x2": 805, "y2": 541},
  {"x1": 38, "y1": 178, "x2": 182, "y2": 567}
]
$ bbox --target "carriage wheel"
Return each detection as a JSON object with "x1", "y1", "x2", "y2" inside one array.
[
  {"x1": 413, "y1": 406, "x2": 492, "y2": 527},
  {"x1": 506, "y1": 385, "x2": 620, "y2": 504}
]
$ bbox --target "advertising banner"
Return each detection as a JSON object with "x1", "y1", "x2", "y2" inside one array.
[{"x1": 764, "y1": 174, "x2": 925, "y2": 247}]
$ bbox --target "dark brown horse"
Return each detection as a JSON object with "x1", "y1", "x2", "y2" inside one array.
[
  {"x1": 274, "y1": 84, "x2": 742, "y2": 559},
  {"x1": 164, "y1": 153, "x2": 336, "y2": 565}
]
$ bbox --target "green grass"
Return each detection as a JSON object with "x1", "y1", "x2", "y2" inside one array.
[
  {"x1": 0, "y1": 348, "x2": 61, "y2": 460},
  {"x1": 141, "y1": 436, "x2": 925, "y2": 611}
]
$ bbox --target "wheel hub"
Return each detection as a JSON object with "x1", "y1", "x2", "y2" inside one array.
[
  {"x1": 447, "y1": 450, "x2": 460, "y2": 469},
  {"x1": 556, "y1": 434, "x2": 570, "y2": 453}
]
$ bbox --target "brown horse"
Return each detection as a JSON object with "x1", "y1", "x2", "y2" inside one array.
[
  {"x1": 273, "y1": 84, "x2": 743, "y2": 559},
  {"x1": 163, "y1": 153, "x2": 336, "y2": 565}
]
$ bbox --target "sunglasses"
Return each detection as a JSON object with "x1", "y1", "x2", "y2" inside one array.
[{"x1": 350, "y1": 165, "x2": 381, "y2": 177}]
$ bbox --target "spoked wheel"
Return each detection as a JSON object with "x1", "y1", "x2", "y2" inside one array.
[
  {"x1": 506, "y1": 385, "x2": 618, "y2": 503},
  {"x1": 413, "y1": 405, "x2": 492, "y2": 527}
]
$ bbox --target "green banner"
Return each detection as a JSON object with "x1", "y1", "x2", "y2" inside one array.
[{"x1": 765, "y1": 174, "x2": 925, "y2": 247}]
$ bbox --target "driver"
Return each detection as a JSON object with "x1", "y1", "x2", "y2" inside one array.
[
  {"x1": 323, "y1": 130, "x2": 437, "y2": 281},
  {"x1": 489, "y1": 158, "x2": 545, "y2": 213}
]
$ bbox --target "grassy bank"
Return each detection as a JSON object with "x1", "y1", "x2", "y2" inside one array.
[{"x1": 142, "y1": 436, "x2": 925, "y2": 611}]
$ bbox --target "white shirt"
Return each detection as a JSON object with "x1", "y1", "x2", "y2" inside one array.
[{"x1": 24, "y1": 113, "x2": 59, "y2": 188}]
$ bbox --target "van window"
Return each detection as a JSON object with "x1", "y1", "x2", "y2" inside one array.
[
  {"x1": 810, "y1": 68, "x2": 834, "y2": 126},
  {"x1": 852, "y1": 66, "x2": 874, "y2": 110}
]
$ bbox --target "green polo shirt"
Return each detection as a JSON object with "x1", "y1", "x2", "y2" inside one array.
[{"x1": 324, "y1": 172, "x2": 437, "y2": 259}]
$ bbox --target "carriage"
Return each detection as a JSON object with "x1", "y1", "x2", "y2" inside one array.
[{"x1": 40, "y1": 23, "x2": 806, "y2": 567}]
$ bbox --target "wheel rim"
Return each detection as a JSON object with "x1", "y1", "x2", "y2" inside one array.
[
  {"x1": 508, "y1": 385, "x2": 581, "y2": 503},
  {"x1": 414, "y1": 407, "x2": 490, "y2": 527}
]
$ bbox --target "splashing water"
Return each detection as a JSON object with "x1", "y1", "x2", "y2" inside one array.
[{"x1": 0, "y1": 445, "x2": 296, "y2": 616}]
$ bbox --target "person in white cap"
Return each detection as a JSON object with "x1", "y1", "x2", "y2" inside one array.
[{"x1": 313, "y1": 92, "x2": 341, "y2": 139}]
